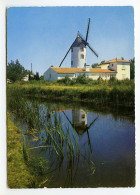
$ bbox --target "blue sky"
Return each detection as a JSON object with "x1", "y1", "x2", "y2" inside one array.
[{"x1": 7, "y1": 6, "x2": 134, "y2": 76}]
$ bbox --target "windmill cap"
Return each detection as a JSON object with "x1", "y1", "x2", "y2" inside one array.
[{"x1": 71, "y1": 34, "x2": 87, "y2": 48}]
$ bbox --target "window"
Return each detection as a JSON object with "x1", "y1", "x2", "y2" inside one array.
[
  {"x1": 71, "y1": 48, "x2": 73, "y2": 52},
  {"x1": 50, "y1": 74, "x2": 51, "y2": 79},
  {"x1": 80, "y1": 47, "x2": 84, "y2": 51},
  {"x1": 71, "y1": 61, "x2": 73, "y2": 65},
  {"x1": 81, "y1": 54, "x2": 84, "y2": 59},
  {"x1": 82, "y1": 114, "x2": 85, "y2": 119},
  {"x1": 122, "y1": 65, "x2": 125, "y2": 70},
  {"x1": 112, "y1": 64, "x2": 114, "y2": 67}
]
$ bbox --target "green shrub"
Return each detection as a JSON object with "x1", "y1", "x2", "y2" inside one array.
[
  {"x1": 57, "y1": 76, "x2": 75, "y2": 85},
  {"x1": 75, "y1": 74, "x2": 93, "y2": 84}
]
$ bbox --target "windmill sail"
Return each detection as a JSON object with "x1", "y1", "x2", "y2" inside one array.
[
  {"x1": 59, "y1": 18, "x2": 98, "y2": 67},
  {"x1": 85, "y1": 18, "x2": 90, "y2": 42},
  {"x1": 87, "y1": 43, "x2": 98, "y2": 57},
  {"x1": 59, "y1": 46, "x2": 72, "y2": 67}
]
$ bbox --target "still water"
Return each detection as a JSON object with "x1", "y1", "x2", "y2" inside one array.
[{"x1": 8, "y1": 99, "x2": 135, "y2": 188}]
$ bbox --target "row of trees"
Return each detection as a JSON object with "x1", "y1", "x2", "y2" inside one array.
[
  {"x1": 7, "y1": 60, "x2": 41, "y2": 82},
  {"x1": 92, "y1": 57, "x2": 135, "y2": 79}
]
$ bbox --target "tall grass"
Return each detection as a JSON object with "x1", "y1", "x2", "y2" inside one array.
[
  {"x1": 7, "y1": 91, "x2": 80, "y2": 164},
  {"x1": 7, "y1": 79, "x2": 134, "y2": 108},
  {"x1": 7, "y1": 90, "x2": 82, "y2": 187}
]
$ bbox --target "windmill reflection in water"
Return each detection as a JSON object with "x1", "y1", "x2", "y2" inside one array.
[
  {"x1": 61, "y1": 109, "x2": 98, "y2": 154},
  {"x1": 50, "y1": 107, "x2": 99, "y2": 187}
]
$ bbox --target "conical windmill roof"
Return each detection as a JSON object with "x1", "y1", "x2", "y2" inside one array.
[{"x1": 71, "y1": 33, "x2": 87, "y2": 48}]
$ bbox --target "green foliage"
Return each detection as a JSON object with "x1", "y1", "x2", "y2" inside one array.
[
  {"x1": 7, "y1": 59, "x2": 30, "y2": 82},
  {"x1": 7, "y1": 79, "x2": 134, "y2": 108},
  {"x1": 75, "y1": 74, "x2": 93, "y2": 84},
  {"x1": 40, "y1": 75, "x2": 44, "y2": 80},
  {"x1": 57, "y1": 76, "x2": 74, "y2": 85},
  {"x1": 92, "y1": 60, "x2": 105, "y2": 68},
  {"x1": 92, "y1": 63, "x2": 99, "y2": 68},
  {"x1": 29, "y1": 73, "x2": 33, "y2": 81},
  {"x1": 109, "y1": 76, "x2": 117, "y2": 82},
  {"x1": 34, "y1": 72, "x2": 40, "y2": 80},
  {"x1": 7, "y1": 114, "x2": 34, "y2": 188},
  {"x1": 100, "y1": 60, "x2": 105, "y2": 65},
  {"x1": 130, "y1": 58, "x2": 135, "y2": 79}
]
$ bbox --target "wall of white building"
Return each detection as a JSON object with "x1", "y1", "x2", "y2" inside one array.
[
  {"x1": 44, "y1": 68, "x2": 58, "y2": 81},
  {"x1": 44, "y1": 68, "x2": 119, "y2": 81},
  {"x1": 116, "y1": 64, "x2": 130, "y2": 80},
  {"x1": 99, "y1": 64, "x2": 109, "y2": 69},
  {"x1": 58, "y1": 73, "x2": 76, "y2": 80},
  {"x1": 108, "y1": 62, "x2": 130, "y2": 80},
  {"x1": 71, "y1": 47, "x2": 86, "y2": 68},
  {"x1": 76, "y1": 72, "x2": 116, "y2": 80}
]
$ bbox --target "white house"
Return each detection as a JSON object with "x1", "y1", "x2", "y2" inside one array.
[
  {"x1": 21, "y1": 74, "x2": 34, "y2": 81},
  {"x1": 44, "y1": 58, "x2": 130, "y2": 81},
  {"x1": 103, "y1": 58, "x2": 130, "y2": 80},
  {"x1": 44, "y1": 65, "x2": 117, "y2": 81}
]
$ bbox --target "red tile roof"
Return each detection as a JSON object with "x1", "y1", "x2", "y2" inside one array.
[
  {"x1": 104, "y1": 58, "x2": 130, "y2": 64},
  {"x1": 51, "y1": 67, "x2": 117, "y2": 74}
]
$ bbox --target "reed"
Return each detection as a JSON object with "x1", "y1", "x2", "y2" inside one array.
[
  {"x1": 7, "y1": 79, "x2": 134, "y2": 108},
  {"x1": 7, "y1": 91, "x2": 80, "y2": 165}
]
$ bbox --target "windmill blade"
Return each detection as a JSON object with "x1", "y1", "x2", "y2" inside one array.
[
  {"x1": 62, "y1": 111, "x2": 73, "y2": 127},
  {"x1": 87, "y1": 43, "x2": 98, "y2": 57},
  {"x1": 86, "y1": 18, "x2": 90, "y2": 42},
  {"x1": 86, "y1": 129, "x2": 92, "y2": 153},
  {"x1": 86, "y1": 116, "x2": 99, "y2": 131},
  {"x1": 59, "y1": 46, "x2": 71, "y2": 67}
]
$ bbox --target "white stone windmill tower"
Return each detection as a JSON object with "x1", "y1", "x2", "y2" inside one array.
[{"x1": 59, "y1": 18, "x2": 98, "y2": 68}]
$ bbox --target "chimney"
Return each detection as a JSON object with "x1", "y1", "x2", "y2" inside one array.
[{"x1": 84, "y1": 63, "x2": 90, "y2": 71}]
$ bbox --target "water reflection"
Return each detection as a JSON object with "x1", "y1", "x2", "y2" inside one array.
[
  {"x1": 7, "y1": 97, "x2": 135, "y2": 188},
  {"x1": 60, "y1": 109, "x2": 98, "y2": 155}
]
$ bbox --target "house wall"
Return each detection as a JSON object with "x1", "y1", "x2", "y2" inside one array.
[
  {"x1": 108, "y1": 62, "x2": 130, "y2": 80},
  {"x1": 22, "y1": 75, "x2": 29, "y2": 81},
  {"x1": 76, "y1": 72, "x2": 116, "y2": 80},
  {"x1": 57, "y1": 73, "x2": 75, "y2": 80},
  {"x1": 99, "y1": 64, "x2": 109, "y2": 69},
  {"x1": 108, "y1": 62, "x2": 117, "y2": 71},
  {"x1": 44, "y1": 68, "x2": 58, "y2": 81},
  {"x1": 116, "y1": 64, "x2": 130, "y2": 80},
  {"x1": 71, "y1": 47, "x2": 86, "y2": 68}
]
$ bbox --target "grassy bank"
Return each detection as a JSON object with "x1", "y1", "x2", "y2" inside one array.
[
  {"x1": 7, "y1": 79, "x2": 135, "y2": 108},
  {"x1": 7, "y1": 113, "x2": 51, "y2": 188},
  {"x1": 7, "y1": 113, "x2": 34, "y2": 188}
]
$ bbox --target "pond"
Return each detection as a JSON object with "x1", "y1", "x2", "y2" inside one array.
[{"x1": 7, "y1": 97, "x2": 135, "y2": 188}]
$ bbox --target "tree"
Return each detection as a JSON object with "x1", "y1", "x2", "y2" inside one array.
[
  {"x1": 34, "y1": 72, "x2": 40, "y2": 80},
  {"x1": 7, "y1": 60, "x2": 27, "y2": 82},
  {"x1": 100, "y1": 60, "x2": 105, "y2": 65},
  {"x1": 92, "y1": 63, "x2": 99, "y2": 68},
  {"x1": 40, "y1": 75, "x2": 44, "y2": 80},
  {"x1": 130, "y1": 58, "x2": 135, "y2": 79}
]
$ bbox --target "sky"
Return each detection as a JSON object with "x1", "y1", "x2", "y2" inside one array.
[{"x1": 7, "y1": 6, "x2": 134, "y2": 76}]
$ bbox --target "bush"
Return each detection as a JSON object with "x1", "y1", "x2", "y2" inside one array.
[
  {"x1": 75, "y1": 74, "x2": 93, "y2": 84},
  {"x1": 57, "y1": 76, "x2": 75, "y2": 85},
  {"x1": 109, "y1": 76, "x2": 117, "y2": 82}
]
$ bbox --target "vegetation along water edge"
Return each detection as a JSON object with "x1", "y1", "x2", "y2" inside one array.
[
  {"x1": 7, "y1": 77, "x2": 135, "y2": 109},
  {"x1": 7, "y1": 113, "x2": 50, "y2": 188}
]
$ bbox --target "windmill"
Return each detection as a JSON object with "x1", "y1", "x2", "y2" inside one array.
[
  {"x1": 59, "y1": 18, "x2": 98, "y2": 68},
  {"x1": 62, "y1": 110, "x2": 99, "y2": 153},
  {"x1": 62, "y1": 110, "x2": 98, "y2": 136}
]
